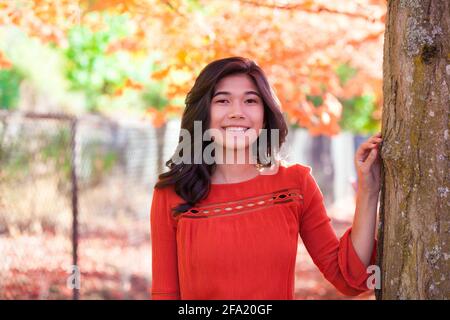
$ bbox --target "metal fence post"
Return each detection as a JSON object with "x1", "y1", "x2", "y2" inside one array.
[{"x1": 70, "y1": 117, "x2": 79, "y2": 300}]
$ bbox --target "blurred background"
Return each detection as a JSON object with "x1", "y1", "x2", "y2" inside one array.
[{"x1": 0, "y1": 0, "x2": 386, "y2": 299}]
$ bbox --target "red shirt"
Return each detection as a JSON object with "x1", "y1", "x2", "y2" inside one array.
[{"x1": 150, "y1": 163, "x2": 376, "y2": 299}]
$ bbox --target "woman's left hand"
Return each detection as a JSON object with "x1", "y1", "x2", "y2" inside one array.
[{"x1": 354, "y1": 132, "x2": 383, "y2": 196}]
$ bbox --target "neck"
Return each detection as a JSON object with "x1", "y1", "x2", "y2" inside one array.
[{"x1": 211, "y1": 147, "x2": 259, "y2": 184}]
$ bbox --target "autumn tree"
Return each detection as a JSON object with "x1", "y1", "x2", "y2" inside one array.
[
  {"x1": 0, "y1": 0, "x2": 388, "y2": 176},
  {"x1": 377, "y1": 0, "x2": 449, "y2": 299},
  {"x1": 1, "y1": 0, "x2": 386, "y2": 133}
]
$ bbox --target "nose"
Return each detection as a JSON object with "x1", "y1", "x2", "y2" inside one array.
[{"x1": 228, "y1": 101, "x2": 245, "y2": 119}]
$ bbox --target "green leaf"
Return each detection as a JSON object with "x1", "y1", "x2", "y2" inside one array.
[
  {"x1": 339, "y1": 94, "x2": 379, "y2": 135},
  {"x1": 336, "y1": 63, "x2": 358, "y2": 86},
  {"x1": 0, "y1": 68, "x2": 23, "y2": 110}
]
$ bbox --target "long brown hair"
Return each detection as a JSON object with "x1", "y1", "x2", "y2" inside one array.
[{"x1": 155, "y1": 56, "x2": 288, "y2": 215}]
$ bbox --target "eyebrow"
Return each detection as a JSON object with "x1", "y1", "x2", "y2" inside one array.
[{"x1": 212, "y1": 91, "x2": 261, "y2": 98}]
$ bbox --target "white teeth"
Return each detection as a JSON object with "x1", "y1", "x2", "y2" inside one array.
[{"x1": 224, "y1": 127, "x2": 248, "y2": 132}]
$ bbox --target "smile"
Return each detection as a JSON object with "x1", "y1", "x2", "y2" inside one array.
[{"x1": 222, "y1": 126, "x2": 250, "y2": 132}]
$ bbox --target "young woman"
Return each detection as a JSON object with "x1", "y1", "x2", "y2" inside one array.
[{"x1": 150, "y1": 57, "x2": 382, "y2": 300}]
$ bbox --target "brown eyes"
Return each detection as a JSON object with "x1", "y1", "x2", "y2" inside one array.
[{"x1": 215, "y1": 99, "x2": 258, "y2": 104}]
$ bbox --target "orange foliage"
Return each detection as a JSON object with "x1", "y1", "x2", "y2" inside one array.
[
  {"x1": 123, "y1": 78, "x2": 144, "y2": 90},
  {"x1": 144, "y1": 108, "x2": 166, "y2": 128},
  {"x1": 0, "y1": 0, "x2": 386, "y2": 134},
  {"x1": 112, "y1": 78, "x2": 144, "y2": 96},
  {"x1": 0, "y1": 51, "x2": 13, "y2": 69},
  {"x1": 150, "y1": 67, "x2": 171, "y2": 81}
]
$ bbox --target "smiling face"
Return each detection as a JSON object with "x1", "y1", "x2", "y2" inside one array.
[{"x1": 209, "y1": 73, "x2": 265, "y2": 153}]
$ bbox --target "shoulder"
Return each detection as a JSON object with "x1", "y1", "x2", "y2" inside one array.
[
  {"x1": 151, "y1": 184, "x2": 186, "y2": 221},
  {"x1": 257, "y1": 160, "x2": 314, "y2": 192},
  {"x1": 152, "y1": 183, "x2": 182, "y2": 206},
  {"x1": 276, "y1": 161, "x2": 313, "y2": 183},
  {"x1": 280, "y1": 161, "x2": 312, "y2": 174},
  {"x1": 279, "y1": 162, "x2": 322, "y2": 203}
]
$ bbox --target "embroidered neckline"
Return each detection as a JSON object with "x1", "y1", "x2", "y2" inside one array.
[{"x1": 176, "y1": 188, "x2": 303, "y2": 219}]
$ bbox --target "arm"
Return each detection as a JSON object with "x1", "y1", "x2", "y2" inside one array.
[
  {"x1": 352, "y1": 131, "x2": 382, "y2": 266},
  {"x1": 150, "y1": 187, "x2": 181, "y2": 300},
  {"x1": 350, "y1": 190, "x2": 379, "y2": 266},
  {"x1": 298, "y1": 166, "x2": 377, "y2": 296}
]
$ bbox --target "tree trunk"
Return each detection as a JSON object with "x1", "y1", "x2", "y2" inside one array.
[{"x1": 378, "y1": 0, "x2": 449, "y2": 299}]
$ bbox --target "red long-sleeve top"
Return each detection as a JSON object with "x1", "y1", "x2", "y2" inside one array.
[{"x1": 150, "y1": 163, "x2": 377, "y2": 300}]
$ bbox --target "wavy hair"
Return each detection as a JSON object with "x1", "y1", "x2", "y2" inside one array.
[{"x1": 155, "y1": 56, "x2": 288, "y2": 216}]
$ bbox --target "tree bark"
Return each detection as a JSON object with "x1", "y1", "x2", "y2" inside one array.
[{"x1": 378, "y1": 0, "x2": 449, "y2": 299}]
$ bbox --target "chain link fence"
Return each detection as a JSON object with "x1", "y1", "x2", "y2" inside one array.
[
  {"x1": 0, "y1": 110, "x2": 167, "y2": 299},
  {"x1": 0, "y1": 110, "x2": 373, "y2": 300}
]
